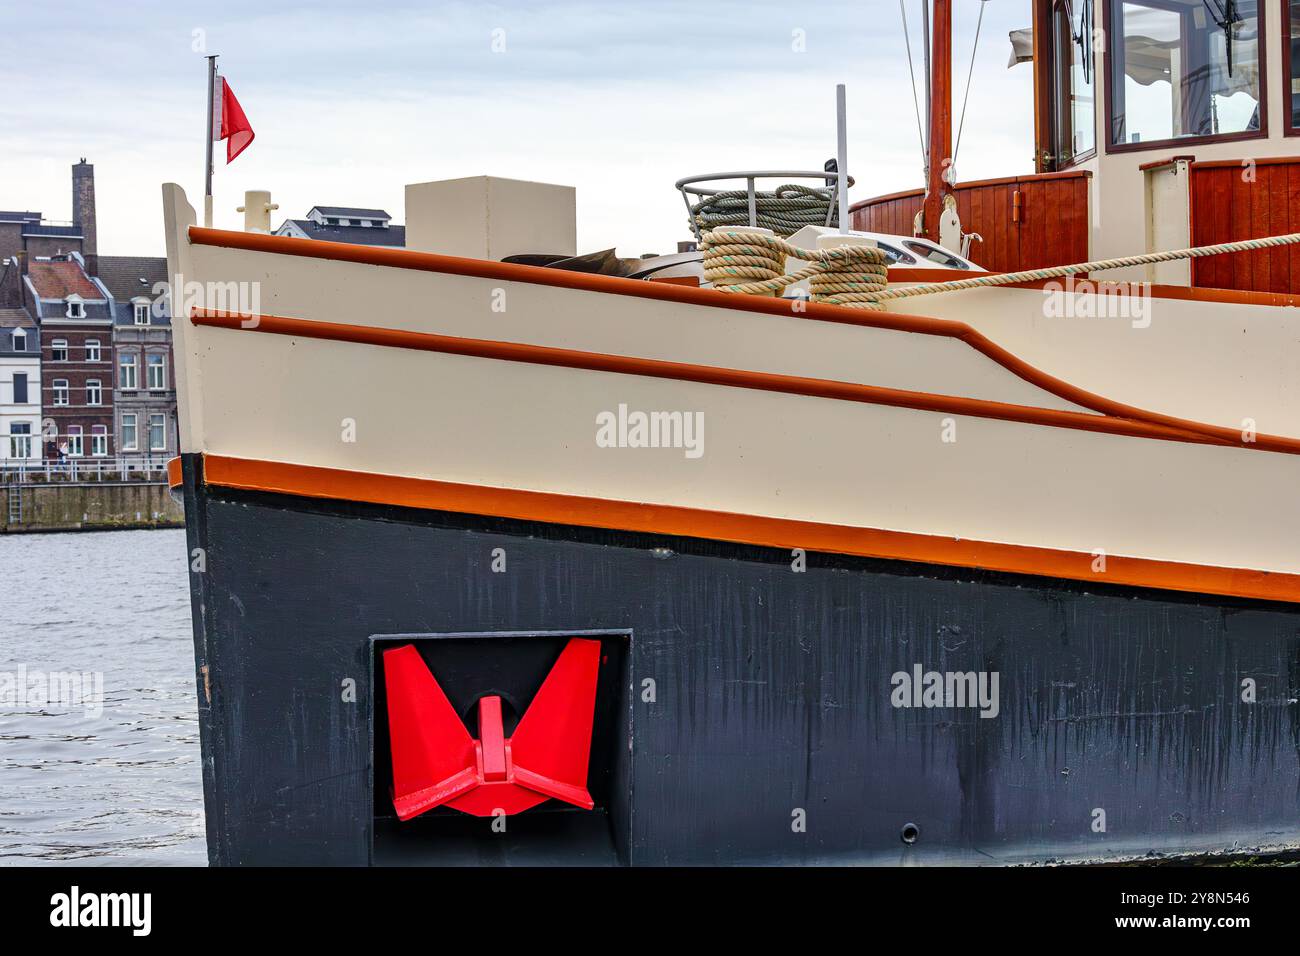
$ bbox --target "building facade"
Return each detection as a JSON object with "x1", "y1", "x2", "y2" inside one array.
[
  {"x1": 22, "y1": 255, "x2": 115, "y2": 460},
  {"x1": 0, "y1": 308, "x2": 40, "y2": 464},
  {"x1": 99, "y1": 256, "x2": 176, "y2": 461}
]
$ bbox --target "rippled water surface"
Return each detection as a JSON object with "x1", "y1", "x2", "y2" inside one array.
[{"x1": 0, "y1": 529, "x2": 204, "y2": 865}]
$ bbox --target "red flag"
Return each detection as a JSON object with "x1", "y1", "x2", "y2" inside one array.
[{"x1": 215, "y1": 76, "x2": 254, "y2": 164}]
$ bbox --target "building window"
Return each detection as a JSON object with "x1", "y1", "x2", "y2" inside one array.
[
  {"x1": 149, "y1": 414, "x2": 166, "y2": 452},
  {"x1": 86, "y1": 339, "x2": 101, "y2": 362},
  {"x1": 67, "y1": 426, "x2": 83, "y2": 457},
  {"x1": 1288, "y1": 0, "x2": 1300, "y2": 134},
  {"x1": 121, "y1": 413, "x2": 138, "y2": 451},
  {"x1": 51, "y1": 339, "x2": 68, "y2": 362},
  {"x1": 146, "y1": 353, "x2": 166, "y2": 390},
  {"x1": 13, "y1": 373, "x2": 27, "y2": 405},
  {"x1": 9, "y1": 423, "x2": 32, "y2": 459},
  {"x1": 11, "y1": 329, "x2": 24, "y2": 351},
  {"x1": 90, "y1": 425, "x2": 107, "y2": 457},
  {"x1": 119, "y1": 353, "x2": 138, "y2": 389},
  {"x1": 86, "y1": 379, "x2": 102, "y2": 406},
  {"x1": 52, "y1": 379, "x2": 69, "y2": 406},
  {"x1": 133, "y1": 301, "x2": 151, "y2": 325},
  {"x1": 1107, "y1": 0, "x2": 1263, "y2": 149},
  {"x1": 66, "y1": 297, "x2": 85, "y2": 319}
]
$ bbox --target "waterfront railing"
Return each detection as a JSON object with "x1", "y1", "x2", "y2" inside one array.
[{"x1": 0, "y1": 457, "x2": 171, "y2": 483}]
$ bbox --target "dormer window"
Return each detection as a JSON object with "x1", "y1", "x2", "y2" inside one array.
[
  {"x1": 339, "y1": 218, "x2": 351, "y2": 226},
  {"x1": 66, "y1": 295, "x2": 85, "y2": 319},
  {"x1": 133, "y1": 300, "x2": 151, "y2": 325},
  {"x1": 11, "y1": 329, "x2": 24, "y2": 351}
]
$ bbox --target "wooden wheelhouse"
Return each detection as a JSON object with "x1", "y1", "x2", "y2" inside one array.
[{"x1": 852, "y1": 0, "x2": 1300, "y2": 292}]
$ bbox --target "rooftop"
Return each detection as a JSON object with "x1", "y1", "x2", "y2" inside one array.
[
  {"x1": 278, "y1": 219, "x2": 406, "y2": 248},
  {"x1": 0, "y1": 307, "x2": 35, "y2": 329},
  {"x1": 27, "y1": 259, "x2": 102, "y2": 300},
  {"x1": 308, "y1": 206, "x2": 391, "y2": 220},
  {"x1": 97, "y1": 255, "x2": 167, "y2": 302}
]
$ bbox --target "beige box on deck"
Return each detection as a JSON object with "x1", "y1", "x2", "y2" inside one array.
[{"x1": 404, "y1": 176, "x2": 576, "y2": 261}]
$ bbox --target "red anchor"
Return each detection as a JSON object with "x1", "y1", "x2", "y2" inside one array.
[{"x1": 383, "y1": 638, "x2": 601, "y2": 819}]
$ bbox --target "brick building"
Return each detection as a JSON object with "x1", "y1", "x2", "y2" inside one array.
[{"x1": 22, "y1": 255, "x2": 115, "y2": 460}]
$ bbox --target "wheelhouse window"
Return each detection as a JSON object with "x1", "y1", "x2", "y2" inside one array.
[
  {"x1": 1049, "y1": 0, "x2": 1097, "y2": 165},
  {"x1": 1108, "y1": 0, "x2": 1263, "y2": 148},
  {"x1": 1288, "y1": 0, "x2": 1300, "y2": 133}
]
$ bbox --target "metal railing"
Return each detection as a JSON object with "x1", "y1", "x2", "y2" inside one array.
[{"x1": 0, "y1": 456, "x2": 171, "y2": 484}]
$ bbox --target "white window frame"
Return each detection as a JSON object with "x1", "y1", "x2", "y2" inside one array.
[
  {"x1": 85, "y1": 339, "x2": 101, "y2": 362},
  {"x1": 8, "y1": 423, "x2": 32, "y2": 460},
  {"x1": 121, "y1": 412, "x2": 138, "y2": 451},
  {"x1": 86, "y1": 379, "x2": 102, "y2": 406},
  {"x1": 133, "y1": 300, "x2": 151, "y2": 325},
  {"x1": 65, "y1": 296, "x2": 85, "y2": 319},
  {"x1": 146, "y1": 353, "x2": 167, "y2": 390},
  {"x1": 51, "y1": 338, "x2": 68, "y2": 362},
  {"x1": 119, "y1": 353, "x2": 138, "y2": 390},
  {"x1": 11, "y1": 329, "x2": 25, "y2": 351},
  {"x1": 148, "y1": 413, "x2": 166, "y2": 452},
  {"x1": 52, "y1": 379, "x2": 69, "y2": 406},
  {"x1": 67, "y1": 426, "x2": 83, "y2": 457},
  {"x1": 90, "y1": 426, "x2": 108, "y2": 457}
]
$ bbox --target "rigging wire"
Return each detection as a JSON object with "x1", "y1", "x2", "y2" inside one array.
[
  {"x1": 899, "y1": 0, "x2": 928, "y2": 173},
  {"x1": 952, "y1": 0, "x2": 988, "y2": 173}
]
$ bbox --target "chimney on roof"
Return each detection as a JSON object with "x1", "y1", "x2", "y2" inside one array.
[{"x1": 72, "y1": 159, "x2": 97, "y2": 275}]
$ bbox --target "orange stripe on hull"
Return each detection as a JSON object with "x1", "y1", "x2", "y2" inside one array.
[{"x1": 196, "y1": 454, "x2": 1300, "y2": 605}]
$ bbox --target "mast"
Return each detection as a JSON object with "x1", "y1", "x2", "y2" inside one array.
[{"x1": 922, "y1": 0, "x2": 952, "y2": 242}]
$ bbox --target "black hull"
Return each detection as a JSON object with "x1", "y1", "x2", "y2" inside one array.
[{"x1": 179, "y1": 456, "x2": 1300, "y2": 866}]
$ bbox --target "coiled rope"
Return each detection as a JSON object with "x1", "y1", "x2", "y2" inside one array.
[
  {"x1": 701, "y1": 229, "x2": 889, "y2": 309},
  {"x1": 690, "y1": 184, "x2": 840, "y2": 238}
]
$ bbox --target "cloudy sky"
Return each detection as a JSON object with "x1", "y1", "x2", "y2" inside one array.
[{"x1": 0, "y1": 0, "x2": 1034, "y2": 257}]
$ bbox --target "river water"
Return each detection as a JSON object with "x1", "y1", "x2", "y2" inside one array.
[{"x1": 0, "y1": 529, "x2": 205, "y2": 865}]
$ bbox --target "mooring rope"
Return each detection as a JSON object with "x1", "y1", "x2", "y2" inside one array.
[
  {"x1": 690, "y1": 184, "x2": 841, "y2": 238},
  {"x1": 704, "y1": 229, "x2": 1300, "y2": 309},
  {"x1": 869, "y1": 232, "x2": 1300, "y2": 302},
  {"x1": 701, "y1": 229, "x2": 889, "y2": 309}
]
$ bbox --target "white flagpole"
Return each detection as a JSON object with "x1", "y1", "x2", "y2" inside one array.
[
  {"x1": 835, "y1": 84, "x2": 849, "y2": 232},
  {"x1": 204, "y1": 54, "x2": 218, "y2": 227}
]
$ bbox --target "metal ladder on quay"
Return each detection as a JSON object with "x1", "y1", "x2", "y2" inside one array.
[{"x1": 5, "y1": 482, "x2": 21, "y2": 527}]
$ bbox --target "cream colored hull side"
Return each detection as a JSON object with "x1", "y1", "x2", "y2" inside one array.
[
  {"x1": 162, "y1": 185, "x2": 1300, "y2": 575},
  {"x1": 893, "y1": 285, "x2": 1300, "y2": 436}
]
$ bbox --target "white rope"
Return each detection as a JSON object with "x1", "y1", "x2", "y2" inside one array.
[
  {"x1": 701, "y1": 230, "x2": 889, "y2": 309},
  {"x1": 870, "y1": 232, "x2": 1300, "y2": 302}
]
